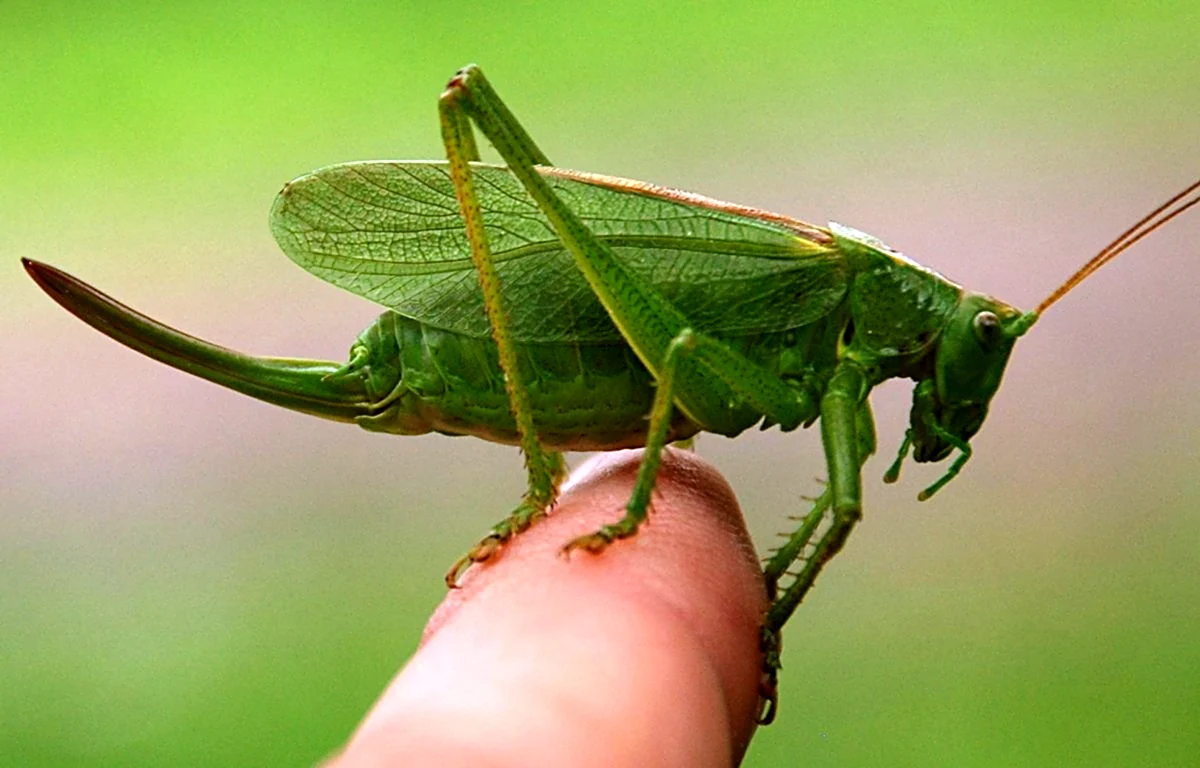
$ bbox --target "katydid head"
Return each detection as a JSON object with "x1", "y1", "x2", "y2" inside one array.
[
  {"x1": 887, "y1": 177, "x2": 1197, "y2": 500},
  {"x1": 910, "y1": 293, "x2": 1035, "y2": 463}
]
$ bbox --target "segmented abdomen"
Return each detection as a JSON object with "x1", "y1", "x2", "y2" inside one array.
[{"x1": 342, "y1": 312, "x2": 704, "y2": 450}]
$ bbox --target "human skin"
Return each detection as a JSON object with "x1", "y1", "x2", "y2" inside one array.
[{"x1": 326, "y1": 448, "x2": 770, "y2": 767}]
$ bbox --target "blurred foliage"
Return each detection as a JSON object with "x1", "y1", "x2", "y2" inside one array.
[{"x1": 3, "y1": 1, "x2": 1198, "y2": 765}]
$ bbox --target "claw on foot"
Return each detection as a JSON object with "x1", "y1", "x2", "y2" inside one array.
[
  {"x1": 757, "y1": 625, "x2": 782, "y2": 725},
  {"x1": 559, "y1": 511, "x2": 646, "y2": 557},
  {"x1": 444, "y1": 534, "x2": 506, "y2": 588},
  {"x1": 559, "y1": 529, "x2": 616, "y2": 558},
  {"x1": 757, "y1": 677, "x2": 779, "y2": 725},
  {"x1": 444, "y1": 501, "x2": 552, "y2": 587}
]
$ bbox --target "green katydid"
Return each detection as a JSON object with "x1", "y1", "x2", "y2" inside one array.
[{"x1": 23, "y1": 65, "x2": 1198, "y2": 723}]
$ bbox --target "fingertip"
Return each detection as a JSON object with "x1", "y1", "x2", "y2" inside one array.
[{"x1": 339, "y1": 449, "x2": 767, "y2": 766}]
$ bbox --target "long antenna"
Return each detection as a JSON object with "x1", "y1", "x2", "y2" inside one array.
[{"x1": 1036, "y1": 178, "x2": 1200, "y2": 315}]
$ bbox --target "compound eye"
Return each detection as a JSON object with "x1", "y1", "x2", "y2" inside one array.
[{"x1": 973, "y1": 311, "x2": 1001, "y2": 345}]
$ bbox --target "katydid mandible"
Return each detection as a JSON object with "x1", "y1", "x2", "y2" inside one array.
[{"x1": 23, "y1": 65, "x2": 1198, "y2": 724}]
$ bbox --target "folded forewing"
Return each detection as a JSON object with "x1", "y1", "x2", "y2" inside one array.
[{"x1": 270, "y1": 161, "x2": 848, "y2": 342}]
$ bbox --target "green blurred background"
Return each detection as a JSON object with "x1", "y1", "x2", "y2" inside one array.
[{"x1": 3, "y1": 2, "x2": 1198, "y2": 765}]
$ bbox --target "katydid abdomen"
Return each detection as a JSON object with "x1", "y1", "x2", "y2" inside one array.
[{"x1": 345, "y1": 309, "x2": 707, "y2": 449}]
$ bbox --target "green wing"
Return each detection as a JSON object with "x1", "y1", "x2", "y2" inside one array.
[{"x1": 270, "y1": 161, "x2": 848, "y2": 342}]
